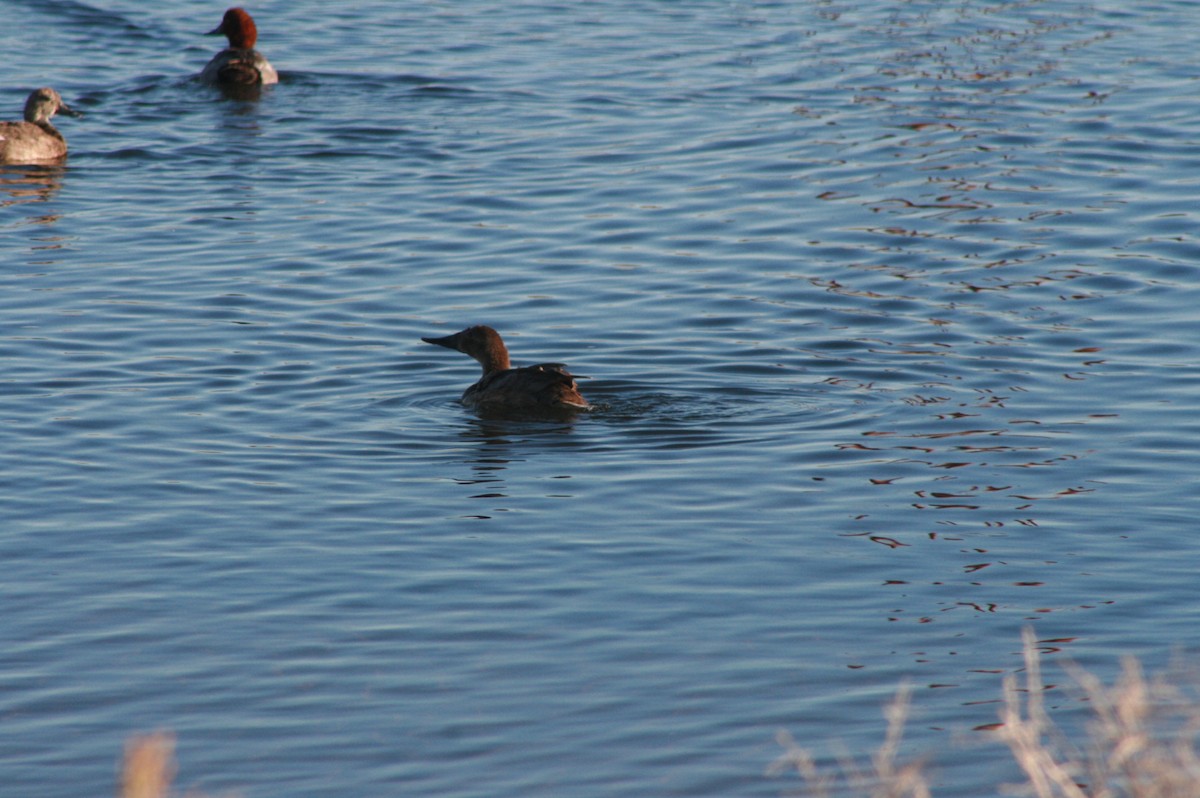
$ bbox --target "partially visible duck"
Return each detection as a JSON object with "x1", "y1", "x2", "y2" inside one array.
[
  {"x1": 422, "y1": 325, "x2": 591, "y2": 414},
  {"x1": 0, "y1": 88, "x2": 82, "y2": 164},
  {"x1": 201, "y1": 8, "x2": 278, "y2": 86}
]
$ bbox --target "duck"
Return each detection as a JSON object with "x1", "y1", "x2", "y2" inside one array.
[
  {"x1": 422, "y1": 325, "x2": 591, "y2": 414},
  {"x1": 201, "y1": 8, "x2": 278, "y2": 87},
  {"x1": 0, "y1": 88, "x2": 82, "y2": 164}
]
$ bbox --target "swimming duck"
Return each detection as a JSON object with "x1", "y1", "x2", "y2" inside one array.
[
  {"x1": 201, "y1": 8, "x2": 278, "y2": 86},
  {"x1": 422, "y1": 325, "x2": 591, "y2": 414},
  {"x1": 0, "y1": 88, "x2": 82, "y2": 164}
]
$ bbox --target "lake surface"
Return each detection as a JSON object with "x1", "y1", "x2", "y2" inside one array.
[{"x1": 4, "y1": 0, "x2": 1200, "y2": 795}]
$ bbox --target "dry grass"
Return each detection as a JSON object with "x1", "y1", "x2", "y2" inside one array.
[
  {"x1": 120, "y1": 731, "x2": 175, "y2": 798},
  {"x1": 114, "y1": 632, "x2": 1200, "y2": 797},
  {"x1": 998, "y1": 628, "x2": 1200, "y2": 798},
  {"x1": 771, "y1": 628, "x2": 1200, "y2": 797},
  {"x1": 768, "y1": 683, "x2": 931, "y2": 798}
]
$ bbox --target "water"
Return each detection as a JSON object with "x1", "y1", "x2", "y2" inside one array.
[{"x1": 4, "y1": 0, "x2": 1200, "y2": 795}]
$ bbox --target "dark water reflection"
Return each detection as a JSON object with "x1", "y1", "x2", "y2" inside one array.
[
  {"x1": 3, "y1": 0, "x2": 1200, "y2": 795},
  {"x1": 0, "y1": 165, "x2": 67, "y2": 213}
]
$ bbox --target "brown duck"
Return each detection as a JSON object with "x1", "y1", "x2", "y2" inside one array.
[
  {"x1": 422, "y1": 325, "x2": 590, "y2": 413},
  {"x1": 0, "y1": 88, "x2": 82, "y2": 164}
]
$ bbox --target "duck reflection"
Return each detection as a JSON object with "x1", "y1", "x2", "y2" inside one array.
[
  {"x1": 0, "y1": 164, "x2": 65, "y2": 222},
  {"x1": 449, "y1": 414, "x2": 581, "y2": 513}
]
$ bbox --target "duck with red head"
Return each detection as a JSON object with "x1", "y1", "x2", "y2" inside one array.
[
  {"x1": 422, "y1": 325, "x2": 591, "y2": 415},
  {"x1": 201, "y1": 8, "x2": 278, "y2": 87}
]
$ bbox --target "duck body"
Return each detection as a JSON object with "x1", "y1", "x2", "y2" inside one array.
[
  {"x1": 201, "y1": 8, "x2": 278, "y2": 86},
  {"x1": 422, "y1": 325, "x2": 591, "y2": 414},
  {"x1": 0, "y1": 88, "x2": 81, "y2": 164}
]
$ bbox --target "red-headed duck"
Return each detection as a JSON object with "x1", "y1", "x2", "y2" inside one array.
[
  {"x1": 422, "y1": 325, "x2": 591, "y2": 414},
  {"x1": 0, "y1": 88, "x2": 82, "y2": 164},
  {"x1": 201, "y1": 8, "x2": 278, "y2": 86}
]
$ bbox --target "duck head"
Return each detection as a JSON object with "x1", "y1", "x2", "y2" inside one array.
[
  {"x1": 24, "y1": 88, "x2": 82, "y2": 126},
  {"x1": 422, "y1": 325, "x2": 512, "y2": 374},
  {"x1": 207, "y1": 7, "x2": 259, "y2": 49}
]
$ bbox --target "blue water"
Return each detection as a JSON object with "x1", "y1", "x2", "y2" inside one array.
[{"x1": 4, "y1": 0, "x2": 1200, "y2": 795}]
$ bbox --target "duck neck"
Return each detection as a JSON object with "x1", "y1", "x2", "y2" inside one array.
[{"x1": 476, "y1": 341, "x2": 511, "y2": 374}]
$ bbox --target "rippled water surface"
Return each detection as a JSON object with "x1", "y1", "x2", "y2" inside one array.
[{"x1": 5, "y1": 1, "x2": 1200, "y2": 795}]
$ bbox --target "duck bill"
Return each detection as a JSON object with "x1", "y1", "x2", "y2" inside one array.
[
  {"x1": 421, "y1": 332, "x2": 462, "y2": 351},
  {"x1": 204, "y1": 24, "x2": 225, "y2": 36},
  {"x1": 58, "y1": 103, "x2": 83, "y2": 119}
]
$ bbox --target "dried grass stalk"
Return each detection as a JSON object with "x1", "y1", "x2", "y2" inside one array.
[
  {"x1": 120, "y1": 731, "x2": 175, "y2": 798},
  {"x1": 768, "y1": 682, "x2": 931, "y2": 798},
  {"x1": 999, "y1": 628, "x2": 1200, "y2": 798},
  {"x1": 772, "y1": 628, "x2": 1200, "y2": 797}
]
